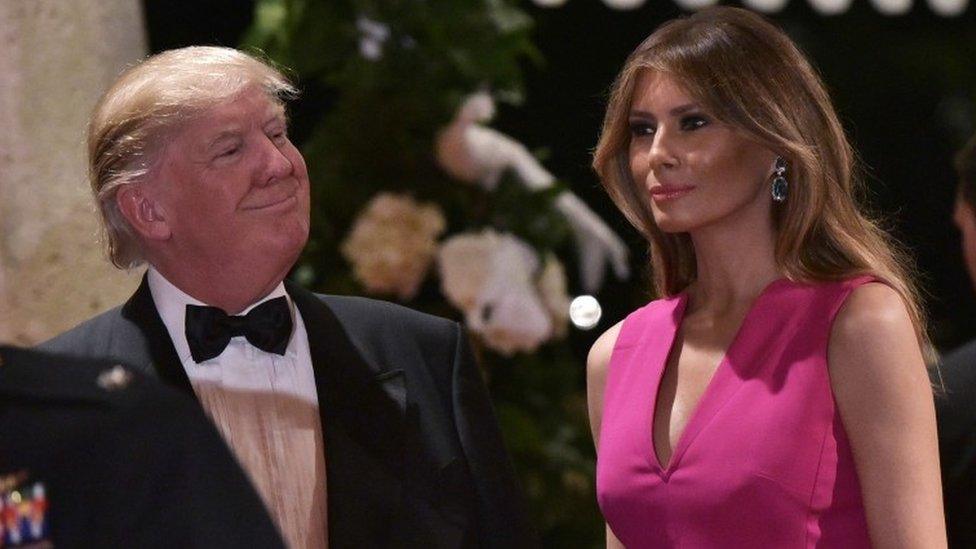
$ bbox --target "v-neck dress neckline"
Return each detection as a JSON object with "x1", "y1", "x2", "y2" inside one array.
[{"x1": 649, "y1": 277, "x2": 789, "y2": 476}]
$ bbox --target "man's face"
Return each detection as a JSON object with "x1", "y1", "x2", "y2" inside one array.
[
  {"x1": 146, "y1": 87, "x2": 310, "y2": 287},
  {"x1": 953, "y1": 194, "x2": 976, "y2": 295}
]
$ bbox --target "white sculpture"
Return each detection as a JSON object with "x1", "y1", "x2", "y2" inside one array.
[{"x1": 436, "y1": 91, "x2": 630, "y2": 293}]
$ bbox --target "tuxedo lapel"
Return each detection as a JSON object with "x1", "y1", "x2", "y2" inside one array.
[
  {"x1": 120, "y1": 275, "x2": 194, "y2": 397},
  {"x1": 287, "y1": 282, "x2": 406, "y2": 548}
]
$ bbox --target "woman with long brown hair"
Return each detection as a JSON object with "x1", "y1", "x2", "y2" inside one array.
[{"x1": 587, "y1": 6, "x2": 945, "y2": 547}]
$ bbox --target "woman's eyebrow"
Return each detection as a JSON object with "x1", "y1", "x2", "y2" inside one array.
[{"x1": 628, "y1": 103, "x2": 701, "y2": 119}]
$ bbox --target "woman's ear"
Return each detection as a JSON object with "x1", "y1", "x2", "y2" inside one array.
[{"x1": 115, "y1": 183, "x2": 172, "y2": 241}]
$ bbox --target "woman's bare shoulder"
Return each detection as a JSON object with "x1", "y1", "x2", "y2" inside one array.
[
  {"x1": 588, "y1": 320, "x2": 626, "y2": 377},
  {"x1": 829, "y1": 281, "x2": 928, "y2": 418}
]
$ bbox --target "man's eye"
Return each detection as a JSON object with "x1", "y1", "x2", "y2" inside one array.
[
  {"x1": 218, "y1": 147, "x2": 239, "y2": 158},
  {"x1": 680, "y1": 115, "x2": 708, "y2": 131},
  {"x1": 267, "y1": 126, "x2": 289, "y2": 144},
  {"x1": 629, "y1": 122, "x2": 655, "y2": 137}
]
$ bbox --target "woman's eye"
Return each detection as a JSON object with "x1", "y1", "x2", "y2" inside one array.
[
  {"x1": 629, "y1": 122, "x2": 656, "y2": 137},
  {"x1": 680, "y1": 115, "x2": 708, "y2": 131}
]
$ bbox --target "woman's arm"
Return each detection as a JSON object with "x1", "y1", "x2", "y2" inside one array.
[
  {"x1": 829, "y1": 283, "x2": 946, "y2": 548},
  {"x1": 587, "y1": 321, "x2": 626, "y2": 549}
]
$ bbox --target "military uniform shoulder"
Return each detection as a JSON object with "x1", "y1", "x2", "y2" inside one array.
[{"x1": 0, "y1": 346, "x2": 148, "y2": 406}]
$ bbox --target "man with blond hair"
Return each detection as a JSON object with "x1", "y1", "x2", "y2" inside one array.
[{"x1": 43, "y1": 46, "x2": 532, "y2": 548}]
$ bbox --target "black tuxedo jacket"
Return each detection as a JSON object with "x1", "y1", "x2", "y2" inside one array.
[
  {"x1": 0, "y1": 346, "x2": 285, "y2": 548},
  {"x1": 935, "y1": 340, "x2": 976, "y2": 548},
  {"x1": 41, "y1": 276, "x2": 534, "y2": 548}
]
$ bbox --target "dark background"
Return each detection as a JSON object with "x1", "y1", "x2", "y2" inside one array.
[{"x1": 143, "y1": 0, "x2": 976, "y2": 352}]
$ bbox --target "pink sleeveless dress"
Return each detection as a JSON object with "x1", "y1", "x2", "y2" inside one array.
[{"x1": 596, "y1": 277, "x2": 873, "y2": 548}]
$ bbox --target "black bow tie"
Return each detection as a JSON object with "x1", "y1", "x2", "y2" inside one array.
[{"x1": 185, "y1": 296, "x2": 294, "y2": 363}]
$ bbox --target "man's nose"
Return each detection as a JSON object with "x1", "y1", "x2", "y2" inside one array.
[{"x1": 258, "y1": 138, "x2": 293, "y2": 185}]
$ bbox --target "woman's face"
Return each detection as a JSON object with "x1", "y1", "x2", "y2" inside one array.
[{"x1": 628, "y1": 71, "x2": 777, "y2": 234}]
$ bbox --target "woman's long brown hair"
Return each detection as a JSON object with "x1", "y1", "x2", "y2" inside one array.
[{"x1": 592, "y1": 6, "x2": 932, "y2": 358}]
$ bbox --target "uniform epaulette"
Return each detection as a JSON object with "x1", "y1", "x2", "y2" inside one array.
[{"x1": 0, "y1": 346, "x2": 143, "y2": 407}]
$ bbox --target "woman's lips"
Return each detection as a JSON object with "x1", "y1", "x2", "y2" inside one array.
[{"x1": 649, "y1": 185, "x2": 696, "y2": 202}]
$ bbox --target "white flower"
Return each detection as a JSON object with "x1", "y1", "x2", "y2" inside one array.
[
  {"x1": 438, "y1": 230, "x2": 556, "y2": 356},
  {"x1": 437, "y1": 231, "x2": 494, "y2": 312},
  {"x1": 341, "y1": 193, "x2": 445, "y2": 300}
]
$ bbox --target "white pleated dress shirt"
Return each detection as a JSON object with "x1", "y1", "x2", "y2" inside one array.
[{"x1": 148, "y1": 268, "x2": 328, "y2": 549}]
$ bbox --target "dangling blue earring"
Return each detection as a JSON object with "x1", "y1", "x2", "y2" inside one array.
[{"x1": 771, "y1": 157, "x2": 788, "y2": 203}]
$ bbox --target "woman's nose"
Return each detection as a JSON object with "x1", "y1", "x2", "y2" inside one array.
[{"x1": 647, "y1": 130, "x2": 678, "y2": 172}]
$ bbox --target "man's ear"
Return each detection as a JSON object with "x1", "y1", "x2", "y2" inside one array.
[{"x1": 116, "y1": 184, "x2": 172, "y2": 241}]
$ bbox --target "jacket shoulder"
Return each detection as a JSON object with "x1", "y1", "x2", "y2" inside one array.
[
  {"x1": 941, "y1": 339, "x2": 976, "y2": 376},
  {"x1": 318, "y1": 294, "x2": 459, "y2": 343},
  {"x1": 937, "y1": 339, "x2": 976, "y2": 413},
  {"x1": 38, "y1": 305, "x2": 145, "y2": 361},
  {"x1": 313, "y1": 294, "x2": 463, "y2": 392}
]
